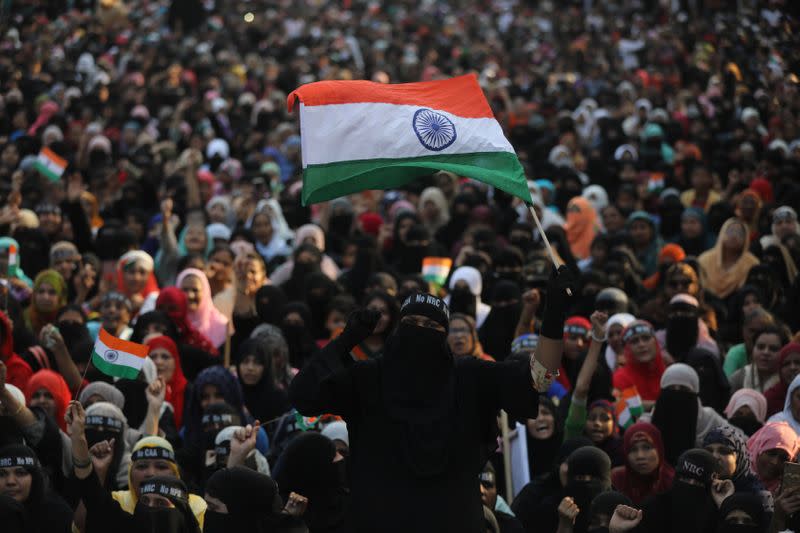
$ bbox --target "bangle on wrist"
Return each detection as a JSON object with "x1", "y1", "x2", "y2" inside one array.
[
  {"x1": 72, "y1": 456, "x2": 91, "y2": 469},
  {"x1": 591, "y1": 331, "x2": 607, "y2": 343}
]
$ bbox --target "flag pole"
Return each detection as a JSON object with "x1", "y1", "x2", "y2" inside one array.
[
  {"x1": 527, "y1": 203, "x2": 572, "y2": 296},
  {"x1": 500, "y1": 410, "x2": 513, "y2": 500},
  {"x1": 223, "y1": 333, "x2": 231, "y2": 369},
  {"x1": 72, "y1": 358, "x2": 92, "y2": 401}
]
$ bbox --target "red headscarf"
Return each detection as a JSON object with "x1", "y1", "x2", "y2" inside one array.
[
  {"x1": 764, "y1": 343, "x2": 800, "y2": 417},
  {"x1": 145, "y1": 335, "x2": 187, "y2": 428},
  {"x1": 0, "y1": 310, "x2": 32, "y2": 390},
  {"x1": 612, "y1": 320, "x2": 666, "y2": 401},
  {"x1": 611, "y1": 422, "x2": 675, "y2": 504},
  {"x1": 556, "y1": 316, "x2": 592, "y2": 391},
  {"x1": 155, "y1": 287, "x2": 219, "y2": 356},
  {"x1": 24, "y1": 370, "x2": 71, "y2": 431}
]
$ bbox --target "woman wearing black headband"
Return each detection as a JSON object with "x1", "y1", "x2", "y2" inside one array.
[
  {"x1": 66, "y1": 400, "x2": 202, "y2": 533},
  {"x1": 0, "y1": 443, "x2": 72, "y2": 533}
]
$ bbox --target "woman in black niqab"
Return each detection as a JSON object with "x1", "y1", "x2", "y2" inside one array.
[
  {"x1": 205, "y1": 466, "x2": 303, "y2": 533},
  {"x1": 273, "y1": 433, "x2": 348, "y2": 533},
  {"x1": 280, "y1": 302, "x2": 318, "y2": 368},
  {"x1": 478, "y1": 280, "x2": 523, "y2": 361},
  {"x1": 687, "y1": 347, "x2": 731, "y2": 414}
]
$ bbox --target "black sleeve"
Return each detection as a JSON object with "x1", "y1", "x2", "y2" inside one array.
[
  {"x1": 470, "y1": 358, "x2": 540, "y2": 420},
  {"x1": 288, "y1": 337, "x2": 359, "y2": 419},
  {"x1": 76, "y1": 468, "x2": 135, "y2": 531},
  {"x1": 62, "y1": 199, "x2": 94, "y2": 253},
  {"x1": 159, "y1": 407, "x2": 181, "y2": 448}
]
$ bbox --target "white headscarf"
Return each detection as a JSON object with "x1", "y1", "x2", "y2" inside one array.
[
  {"x1": 445, "y1": 266, "x2": 491, "y2": 328},
  {"x1": 768, "y1": 374, "x2": 800, "y2": 436},
  {"x1": 604, "y1": 313, "x2": 635, "y2": 370}
]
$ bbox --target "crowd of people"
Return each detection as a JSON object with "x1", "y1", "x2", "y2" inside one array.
[{"x1": 1, "y1": 0, "x2": 800, "y2": 532}]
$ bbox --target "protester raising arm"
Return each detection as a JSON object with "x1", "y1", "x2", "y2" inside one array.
[
  {"x1": 534, "y1": 266, "x2": 575, "y2": 378},
  {"x1": 143, "y1": 378, "x2": 166, "y2": 437},
  {"x1": 514, "y1": 288, "x2": 541, "y2": 339},
  {"x1": 66, "y1": 400, "x2": 134, "y2": 529},
  {"x1": 39, "y1": 324, "x2": 83, "y2": 392},
  {"x1": 289, "y1": 309, "x2": 381, "y2": 417},
  {"x1": 565, "y1": 311, "x2": 608, "y2": 438}
]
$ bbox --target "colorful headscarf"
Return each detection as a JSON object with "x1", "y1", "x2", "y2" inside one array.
[
  {"x1": 698, "y1": 218, "x2": 760, "y2": 299},
  {"x1": 747, "y1": 422, "x2": 800, "y2": 492},
  {"x1": 613, "y1": 320, "x2": 666, "y2": 402},
  {"x1": 725, "y1": 388, "x2": 768, "y2": 424},
  {"x1": 764, "y1": 343, "x2": 800, "y2": 418},
  {"x1": 703, "y1": 426, "x2": 754, "y2": 486},
  {"x1": 116, "y1": 250, "x2": 159, "y2": 299},
  {"x1": 145, "y1": 335, "x2": 187, "y2": 428},
  {"x1": 24, "y1": 269, "x2": 67, "y2": 336},
  {"x1": 24, "y1": 369, "x2": 71, "y2": 431},
  {"x1": 564, "y1": 197, "x2": 598, "y2": 260},
  {"x1": 611, "y1": 422, "x2": 674, "y2": 505},
  {"x1": 155, "y1": 287, "x2": 219, "y2": 356},
  {"x1": 767, "y1": 372, "x2": 800, "y2": 436},
  {"x1": 175, "y1": 269, "x2": 229, "y2": 348}
]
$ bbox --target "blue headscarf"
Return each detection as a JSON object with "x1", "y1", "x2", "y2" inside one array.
[{"x1": 184, "y1": 365, "x2": 247, "y2": 447}]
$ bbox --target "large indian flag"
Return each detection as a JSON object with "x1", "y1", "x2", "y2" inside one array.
[
  {"x1": 287, "y1": 74, "x2": 532, "y2": 206},
  {"x1": 91, "y1": 329, "x2": 150, "y2": 379}
]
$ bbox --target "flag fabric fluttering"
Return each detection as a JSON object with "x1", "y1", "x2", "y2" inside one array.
[
  {"x1": 34, "y1": 147, "x2": 67, "y2": 182},
  {"x1": 615, "y1": 387, "x2": 644, "y2": 429},
  {"x1": 287, "y1": 74, "x2": 531, "y2": 206},
  {"x1": 91, "y1": 329, "x2": 150, "y2": 380},
  {"x1": 422, "y1": 257, "x2": 453, "y2": 288}
]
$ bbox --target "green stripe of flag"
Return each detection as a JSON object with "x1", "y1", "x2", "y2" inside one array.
[
  {"x1": 34, "y1": 160, "x2": 62, "y2": 182},
  {"x1": 301, "y1": 151, "x2": 527, "y2": 206},
  {"x1": 91, "y1": 350, "x2": 142, "y2": 379}
]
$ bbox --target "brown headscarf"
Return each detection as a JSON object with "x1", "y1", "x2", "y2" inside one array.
[{"x1": 698, "y1": 218, "x2": 759, "y2": 298}]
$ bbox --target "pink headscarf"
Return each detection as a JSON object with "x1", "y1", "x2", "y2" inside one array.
[
  {"x1": 28, "y1": 101, "x2": 60, "y2": 135},
  {"x1": 747, "y1": 422, "x2": 800, "y2": 493},
  {"x1": 725, "y1": 388, "x2": 768, "y2": 424},
  {"x1": 175, "y1": 268, "x2": 229, "y2": 348}
]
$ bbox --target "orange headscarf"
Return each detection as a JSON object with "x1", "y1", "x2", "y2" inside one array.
[
  {"x1": 564, "y1": 197, "x2": 598, "y2": 260},
  {"x1": 80, "y1": 191, "x2": 104, "y2": 230},
  {"x1": 643, "y1": 244, "x2": 687, "y2": 290}
]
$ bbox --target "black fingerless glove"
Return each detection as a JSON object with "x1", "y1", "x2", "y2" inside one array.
[
  {"x1": 540, "y1": 265, "x2": 575, "y2": 340},
  {"x1": 338, "y1": 309, "x2": 382, "y2": 351}
]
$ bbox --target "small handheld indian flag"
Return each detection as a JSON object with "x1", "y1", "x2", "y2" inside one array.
[
  {"x1": 615, "y1": 387, "x2": 644, "y2": 429},
  {"x1": 7, "y1": 244, "x2": 17, "y2": 276},
  {"x1": 91, "y1": 329, "x2": 150, "y2": 380},
  {"x1": 422, "y1": 257, "x2": 452, "y2": 288},
  {"x1": 287, "y1": 74, "x2": 531, "y2": 206},
  {"x1": 34, "y1": 147, "x2": 67, "y2": 182}
]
